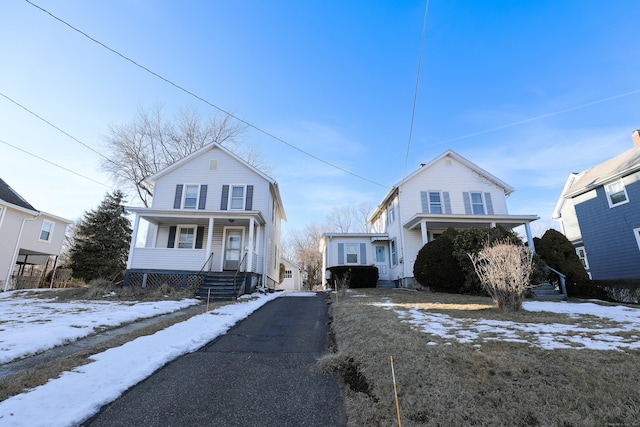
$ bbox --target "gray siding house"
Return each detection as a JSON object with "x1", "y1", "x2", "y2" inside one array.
[{"x1": 553, "y1": 132, "x2": 640, "y2": 280}]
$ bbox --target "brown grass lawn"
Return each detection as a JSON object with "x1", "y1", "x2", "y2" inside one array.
[{"x1": 320, "y1": 288, "x2": 640, "y2": 427}]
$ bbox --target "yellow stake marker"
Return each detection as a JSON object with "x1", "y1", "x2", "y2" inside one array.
[{"x1": 390, "y1": 355, "x2": 402, "y2": 427}]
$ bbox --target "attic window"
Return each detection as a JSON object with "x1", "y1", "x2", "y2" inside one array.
[
  {"x1": 605, "y1": 180, "x2": 628, "y2": 208},
  {"x1": 209, "y1": 159, "x2": 219, "y2": 171}
]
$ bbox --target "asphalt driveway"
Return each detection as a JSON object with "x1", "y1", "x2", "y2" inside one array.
[{"x1": 82, "y1": 292, "x2": 347, "y2": 426}]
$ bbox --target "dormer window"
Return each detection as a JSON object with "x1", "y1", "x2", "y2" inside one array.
[{"x1": 605, "y1": 180, "x2": 628, "y2": 207}]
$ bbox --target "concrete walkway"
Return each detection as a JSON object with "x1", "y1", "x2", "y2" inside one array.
[{"x1": 82, "y1": 293, "x2": 347, "y2": 426}]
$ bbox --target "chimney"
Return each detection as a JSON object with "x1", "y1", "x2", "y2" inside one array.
[{"x1": 633, "y1": 129, "x2": 640, "y2": 147}]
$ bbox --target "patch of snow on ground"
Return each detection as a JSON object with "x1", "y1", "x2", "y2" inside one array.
[
  {"x1": 0, "y1": 291, "x2": 283, "y2": 427},
  {"x1": 0, "y1": 292, "x2": 200, "y2": 364},
  {"x1": 375, "y1": 298, "x2": 640, "y2": 351}
]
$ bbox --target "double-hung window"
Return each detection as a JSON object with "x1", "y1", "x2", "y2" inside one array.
[
  {"x1": 429, "y1": 192, "x2": 442, "y2": 214},
  {"x1": 346, "y1": 243, "x2": 359, "y2": 263},
  {"x1": 177, "y1": 226, "x2": 196, "y2": 249},
  {"x1": 605, "y1": 180, "x2": 628, "y2": 207},
  {"x1": 390, "y1": 239, "x2": 398, "y2": 266},
  {"x1": 183, "y1": 185, "x2": 199, "y2": 209},
  {"x1": 230, "y1": 186, "x2": 245, "y2": 210},
  {"x1": 285, "y1": 270, "x2": 292, "y2": 279},
  {"x1": 39, "y1": 220, "x2": 54, "y2": 242},
  {"x1": 470, "y1": 192, "x2": 485, "y2": 214}
]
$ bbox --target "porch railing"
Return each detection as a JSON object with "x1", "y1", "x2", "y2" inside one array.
[
  {"x1": 198, "y1": 252, "x2": 215, "y2": 276},
  {"x1": 234, "y1": 252, "x2": 248, "y2": 297},
  {"x1": 546, "y1": 266, "x2": 567, "y2": 299}
]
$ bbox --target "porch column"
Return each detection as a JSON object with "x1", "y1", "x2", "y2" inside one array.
[
  {"x1": 126, "y1": 214, "x2": 140, "y2": 269},
  {"x1": 420, "y1": 221, "x2": 428, "y2": 245},
  {"x1": 205, "y1": 218, "x2": 214, "y2": 269},
  {"x1": 524, "y1": 222, "x2": 535, "y2": 252},
  {"x1": 247, "y1": 218, "x2": 255, "y2": 272}
]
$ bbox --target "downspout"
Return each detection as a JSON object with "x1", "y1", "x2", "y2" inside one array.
[
  {"x1": 396, "y1": 189, "x2": 408, "y2": 287},
  {"x1": 4, "y1": 213, "x2": 40, "y2": 292}
]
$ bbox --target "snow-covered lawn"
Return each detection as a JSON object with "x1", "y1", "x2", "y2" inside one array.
[
  {"x1": 2, "y1": 290, "x2": 640, "y2": 426},
  {"x1": 375, "y1": 299, "x2": 640, "y2": 351},
  {"x1": 0, "y1": 291, "x2": 311, "y2": 427},
  {"x1": 0, "y1": 290, "x2": 201, "y2": 364}
]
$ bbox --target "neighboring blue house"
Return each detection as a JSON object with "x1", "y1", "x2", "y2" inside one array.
[{"x1": 553, "y1": 132, "x2": 640, "y2": 280}]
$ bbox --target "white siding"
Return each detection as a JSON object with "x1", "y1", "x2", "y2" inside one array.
[
  {"x1": 0, "y1": 210, "x2": 23, "y2": 285},
  {"x1": 398, "y1": 157, "x2": 509, "y2": 223},
  {"x1": 151, "y1": 147, "x2": 271, "y2": 213},
  {"x1": 19, "y1": 215, "x2": 67, "y2": 255}
]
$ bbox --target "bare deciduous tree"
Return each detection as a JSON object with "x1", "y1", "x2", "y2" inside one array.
[
  {"x1": 284, "y1": 223, "x2": 326, "y2": 290},
  {"x1": 326, "y1": 202, "x2": 374, "y2": 233},
  {"x1": 101, "y1": 103, "x2": 257, "y2": 207},
  {"x1": 469, "y1": 239, "x2": 534, "y2": 311}
]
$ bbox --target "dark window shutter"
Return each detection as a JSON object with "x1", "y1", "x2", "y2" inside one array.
[
  {"x1": 220, "y1": 185, "x2": 229, "y2": 210},
  {"x1": 173, "y1": 185, "x2": 183, "y2": 209},
  {"x1": 420, "y1": 191, "x2": 429, "y2": 213},
  {"x1": 484, "y1": 192, "x2": 494, "y2": 215},
  {"x1": 360, "y1": 243, "x2": 367, "y2": 264},
  {"x1": 245, "y1": 185, "x2": 254, "y2": 210},
  {"x1": 338, "y1": 243, "x2": 345, "y2": 265},
  {"x1": 167, "y1": 226, "x2": 176, "y2": 248},
  {"x1": 443, "y1": 192, "x2": 452, "y2": 214},
  {"x1": 463, "y1": 192, "x2": 472, "y2": 214},
  {"x1": 198, "y1": 185, "x2": 208, "y2": 210},
  {"x1": 195, "y1": 226, "x2": 205, "y2": 249}
]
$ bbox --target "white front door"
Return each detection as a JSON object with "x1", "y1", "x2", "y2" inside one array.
[
  {"x1": 223, "y1": 229, "x2": 243, "y2": 270},
  {"x1": 374, "y1": 245, "x2": 389, "y2": 279}
]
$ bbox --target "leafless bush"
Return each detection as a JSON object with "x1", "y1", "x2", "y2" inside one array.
[{"x1": 469, "y1": 239, "x2": 533, "y2": 311}]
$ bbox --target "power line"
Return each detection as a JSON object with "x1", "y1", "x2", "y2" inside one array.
[
  {"x1": 403, "y1": 0, "x2": 430, "y2": 181},
  {"x1": 0, "y1": 91, "x2": 110, "y2": 162},
  {"x1": 0, "y1": 138, "x2": 112, "y2": 189},
  {"x1": 25, "y1": 0, "x2": 390, "y2": 190}
]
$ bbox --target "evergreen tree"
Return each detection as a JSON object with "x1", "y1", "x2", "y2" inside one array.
[
  {"x1": 69, "y1": 191, "x2": 132, "y2": 282},
  {"x1": 533, "y1": 229, "x2": 589, "y2": 284}
]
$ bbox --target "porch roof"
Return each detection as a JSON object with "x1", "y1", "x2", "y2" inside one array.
[
  {"x1": 126, "y1": 207, "x2": 266, "y2": 226},
  {"x1": 403, "y1": 213, "x2": 540, "y2": 231}
]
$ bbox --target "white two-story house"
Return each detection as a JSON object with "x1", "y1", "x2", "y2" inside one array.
[
  {"x1": 321, "y1": 150, "x2": 539, "y2": 288},
  {"x1": 1, "y1": 178, "x2": 72, "y2": 291},
  {"x1": 125, "y1": 143, "x2": 286, "y2": 295}
]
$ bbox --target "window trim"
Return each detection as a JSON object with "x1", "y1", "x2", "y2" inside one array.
[
  {"x1": 605, "y1": 179, "x2": 629, "y2": 208},
  {"x1": 575, "y1": 245, "x2": 590, "y2": 270},
  {"x1": 182, "y1": 184, "x2": 200, "y2": 209},
  {"x1": 39, "y1": 219, "x2": 55, "y2": 242},
  {"x1": 634, "y1": 228, "x2": 640, "y2": 252},
  {"x1": 345, "y1": 243, "x2": 359, "y2": 264},
  {"x1": 470, "y1": 192, "x2": 485, "y2": 215},
  {"x1": 176, "y1": 224, "x2": 198, "y2": 249},
  {"x1": 428, "y1": 191, "x2": 443, "y2": 214},
  {"x1": 390, "y1": 239, "x2": 398, "y2": 266},
  {"x1": 228, "y1": 185, "x2": 246, "y2": 210}
]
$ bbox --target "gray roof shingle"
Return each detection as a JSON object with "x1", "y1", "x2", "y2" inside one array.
[{"x1": 0, "y1": 178, "x2": 37, "y2": 211}]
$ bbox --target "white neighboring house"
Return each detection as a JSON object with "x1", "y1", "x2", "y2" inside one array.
[
  {"x1": 279, "y1": 258, "x2": 302, "y2": 291},
  {"x1": 320, "y1": 150, "x2": 539, "y2": 288},
  {"x1": 0, "y1": 178, "x2": 72, "y2": 291},
  {"x1": 125, "y1": 143, "x2": 286, "y2": 293}
]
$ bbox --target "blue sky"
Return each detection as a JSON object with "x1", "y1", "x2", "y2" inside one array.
[{"x1": 2, "y1": 0, "x2": 640, "y2": 235}]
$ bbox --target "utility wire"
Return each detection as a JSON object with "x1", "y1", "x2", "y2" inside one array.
[
  {"x1": 25, "y1": 0, "x2": 390, "y2": 190},
  {"x1": 0, "y1": 91, "x2": 110, "y2": 162},
  {"x1": 0, "y1": 138, "x2": 113, "y2": 189},
  {"x1": 402, "y1": 0, "x2": 430, "y2": 180}
]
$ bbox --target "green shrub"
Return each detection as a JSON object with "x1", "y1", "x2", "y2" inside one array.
[
  {"x1": 327, "y1": 265, "x2": 379, "y2": 289},
  {"x1": 533, "y1": 229, "x2": 589, "y2": 284},
  {"x1": 413, "y1": 228, "x2": 465, "y2": 293},
  {"x1": 567, "y1": 279, "x2": 640, "y2": 304}
]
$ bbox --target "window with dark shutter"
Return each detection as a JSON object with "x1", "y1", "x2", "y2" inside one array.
[
  {"x1": 198, "y1": 185, "x2": 208, "y2": 210},
  {"x1": 167, "y1": 226, "x2": 177, "y2": 248},
  {"x1": 220, "y1": 185, "x2": 229, "y2": 210},
  {"x1": 173, "y1": 185, "x2": 183, "y2": 209}
]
